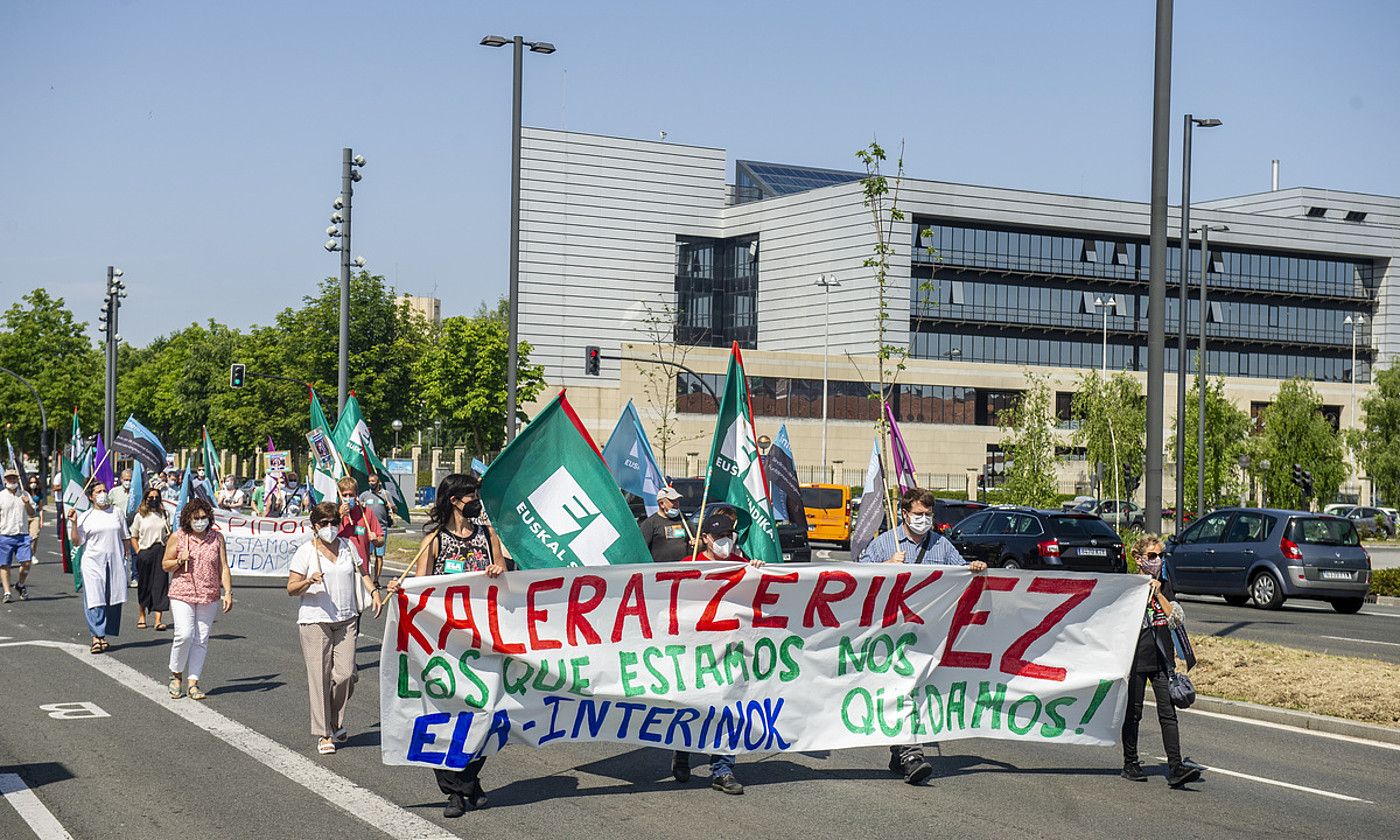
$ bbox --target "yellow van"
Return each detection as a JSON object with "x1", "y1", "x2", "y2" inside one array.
[{"x1": 801, "y1": 483, "x2": 852, "y2": 547}]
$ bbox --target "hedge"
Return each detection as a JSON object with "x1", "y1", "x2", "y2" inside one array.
[{"x1": 1372, "y1": 568, "x2": 1400, "y2": 598}]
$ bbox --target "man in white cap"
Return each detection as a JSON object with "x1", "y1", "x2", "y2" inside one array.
[
  {"x1": 0, "y1": 466, "x2": 37, "y2": 602},
  {"x1": 638, "y1": 486, "x2": 691, "y2": 563}
]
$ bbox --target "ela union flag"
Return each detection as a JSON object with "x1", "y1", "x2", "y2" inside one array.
[
  {"x1": 701, "y1": 343, "x2": 781, "y2": 564},
  {"x1": 481, "y1": 392, "x2": 651, "y2": 569}
]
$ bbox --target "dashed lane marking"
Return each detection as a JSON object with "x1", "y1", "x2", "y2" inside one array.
[
  {"x1": 0, "y1": 772, "x2": 76, "y2": 840},
  {"x1": 1152, "y1": 756, "x2": 1372, "y2": 803}
]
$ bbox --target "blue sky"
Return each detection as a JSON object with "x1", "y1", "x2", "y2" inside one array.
[{"x1": 3, "y1": 0, "x2": 1397, "y2": 344}]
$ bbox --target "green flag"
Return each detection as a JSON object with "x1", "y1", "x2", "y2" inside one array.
[
  {"x1": 332, "y1": 393, "x2": 372, "y2": 490},
  {"x1": 308, "y1": 388, "x2": 346, "y2": 504},
  {"x1": 364, "y1": 444, "x2": 411, "y2": 523},
  {"x1": 60, "y1": 454, "x2": 91, "y2": 514},
  {"x1": 701, "y1": 342, "x2": 782, "y2": 563},
  {"x1": 481, "y1": 392, "x2": 650, "y2": 569},
  {"x1": 69, "y1": 408, "x2": 82, "y2": 461},
  {"x1": 201, "y1": 426, "x2": 221, "y2": 490}
]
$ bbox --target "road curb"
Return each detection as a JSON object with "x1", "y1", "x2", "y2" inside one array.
[
  {"x1": 1366, "y1": 593, "x2": 1400, "y2": 606},
  {"x1": 1191, "y1": 694, "x2": 1400, "y2": 746}
]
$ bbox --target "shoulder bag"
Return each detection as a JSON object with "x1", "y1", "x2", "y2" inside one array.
[{"x1": 1154, "y1": 631, "x2": 1196, "y2": 709}]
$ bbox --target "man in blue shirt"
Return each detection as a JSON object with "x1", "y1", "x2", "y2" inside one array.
[{"x1": 858, "y1": 487, "x2": 987, "y2": 784}]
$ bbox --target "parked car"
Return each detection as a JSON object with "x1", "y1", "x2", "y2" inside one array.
[
  {"x1": 947, "y1": 507, "x2": 1126, "y2": 573},
  {"x1": 800, "y1": 483, "x2": 852, "y2": 547},
  {"x1": 1322, "y1": 503, "x2": 1356, "y2": 517},
  {"x1": 1344, "y1": 506, "x2": 1396, "y2": 539},
  {"x1": 1163, "y1": 507, "x2": 1371, "y2": 613},
  {"x1": 1062, "y1": 495, "x2": 1096, "y2": 512},
  {"x1": 1073, "y1": 498, "x2": 1145, "y2": 529},
  {"x1": 668, "y1": 478, "x2": 812, "y2": 562},
  {"x1": 934, "y1": 498, "x2": 988, "y2": 535}
]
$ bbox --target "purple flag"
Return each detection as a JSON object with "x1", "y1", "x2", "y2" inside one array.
[
  {"x1": 94, "y1": 433, "x2": 116, "y2": 491},
  {"x1": 884, "y1": 402, "x2": 918, "y2": 493},
  {"x1": 266, "y1": 436, "x2": 277, "y2": 452}
]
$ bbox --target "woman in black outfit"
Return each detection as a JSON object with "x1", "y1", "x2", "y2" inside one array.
[{"x1": 1122, "y1": 535, "x2": 1201, "y2": 788}]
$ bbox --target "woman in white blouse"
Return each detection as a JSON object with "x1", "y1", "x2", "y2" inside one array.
[
  {"x1": 68, "y1": 482, "x2": 130, "y2": 654},
  {"x1": 287, "y1": 501, "x2": 383, "y2": 755}
]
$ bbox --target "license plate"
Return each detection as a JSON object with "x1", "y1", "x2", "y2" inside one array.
[
  {"x1": 782, "y1": 553, "x2": 793, "y2": 562},
  {"x1": 1079, "y1": 547, "x2": 1107, "y2": 557},
  {"x1": 1321, "y1": 570, "x2": 1352, "y2": 581}
]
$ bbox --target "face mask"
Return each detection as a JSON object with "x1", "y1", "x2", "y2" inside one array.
[
  {"x1": 225, "y1": 480, "x2": 235, "y2": 489},
  {"x1": 4, "y1": 481, "x2": 16, "y2": 492},
  {"x1": 95, "y1": 492, "x2": 111, "y2": 507},
  {"x1": 342, "y1": 497, "x2": 357, "y2": 508},
  {"x1": 147, "y1": 496, "x2": 160, "y2": 507},
  {"x1": 906, "y1": 514, "x2": 933, "y2": 535},
  {"x1": 665, "y1": 507, "x2": 681, "y2": 519},
  {"x1": 459, "y1": 499, "x2": 482, "y2": 519},
  {"x1": 122, "y1": 480, "x2": 131, "y2": 489},
  {"x1": 711, "y1": 537, "x2": 735, "y2": 559},
  {"x1": 1138, "y1": 556, "x2": 1164, "y2": 577},
  {"x1": 191, "y1": 518, "x2": 210, "y2": 533},
  {"x1": 317, "y1": 525, "x2": 339, "y2": 544}
]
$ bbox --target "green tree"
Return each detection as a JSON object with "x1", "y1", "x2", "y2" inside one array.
[
  {"x1": 999, "y1": 373, "x2": 1059, "y2": 507},
  {"x1": 1071, "y1": 370, "x2": 1146, "y2": 499},
  {"x1": 0, "y1": 289, "x2": 103, "y2": 458},
  {"x1": 1355, "y1": 363, "x2": 1400, "y2": 505},
  {"x1": 119, "y1": 320, "x2": 242, "y2": 450},
  {"x1": 1174, "y1": 373, "x2": 1251, "y2": 513},
  {"x1": 1252, "y1": 378, "x2": 1346, "y2": 509},
  {"x1": 414, "y1": 311, "x2": 545, "y2": 456}
]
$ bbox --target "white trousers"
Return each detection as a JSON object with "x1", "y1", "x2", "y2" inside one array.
[{"x1": 169, "y1": 599, "x2": 219, "y2": 680}]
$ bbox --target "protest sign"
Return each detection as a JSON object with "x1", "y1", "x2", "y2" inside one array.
[
  {"x1": 380, "y1": 563, "x2": 1148, "y2": 769},
  {"x1": 263, "y1": 450, "x2": 291, "y2": 478},
  {"x1": 205, "y1": 505, "x2": 314, "y2": 577}
]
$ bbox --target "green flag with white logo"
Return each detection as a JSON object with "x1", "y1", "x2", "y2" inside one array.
[
  {"x1": 308, "y1": 388, "x2": 346, "y2": 505},
  {"x1": 60, "y1": 454, "x2": 91, "y2": 514},
  {"x1": 701, "y1": 342, "x2": 782, "y2": 563},
  {"x1": 332, "y1": 393, "x2": 373, "y2": 490},
  {"x1": 481, "y1": 392, "x2": 650, "y2": 569},
  {"x1": 364, "y1": 443, "x2": 411, "y2": 523}
]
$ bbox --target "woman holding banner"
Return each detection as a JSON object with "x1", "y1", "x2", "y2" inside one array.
[
  {"x1": 288, "y1": 501, "x2": 384, "y2": 756},
  {"x1": 69, "y1": 481, "x2": 130, "y2": 653},
  {"x1": 162, "y1": 498, "x2": 233, "y2": 700},
  {"x1": 129, "y1": 488, "x2": 172, "y2": 631}
]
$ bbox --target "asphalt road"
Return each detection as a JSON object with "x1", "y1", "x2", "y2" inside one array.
[{"x1": 2, "y1": 538, "x2": 1398, "y2": 839}]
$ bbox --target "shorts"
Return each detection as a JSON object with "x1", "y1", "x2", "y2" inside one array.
[{"x1": 0, "y1": 533, "x2": 32, "y2": 567}]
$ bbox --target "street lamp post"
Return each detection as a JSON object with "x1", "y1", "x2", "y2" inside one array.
[
  {"x1": 481, "y1": 34, "x2": 556, "y2": 442},
  {"x1": 324, "y1": 150, "x2": 367, "y2": 414},
  {"x1": 391, "y1": 418, "x2": 403, "y2": 457},
  {"x1": 1238, "y1": 452, "x2": 1251, "y2": 507},
  {"x1": 1344, "y1": 314, "x2": 1365, "y2": 422},
  {"x1": 1193, "y1": 222, "x2": 1228, "y2": 519},
  {"x1": 815, "y1": 276, "x2": 840, "y2": 468},
  {"x1": 98, "y1": 266, "x2": 126, "y2": 446},
  {"x1": 1093, "y1": 296, "x2": 1117, "y2": 372},
  {"x1": 1177, "y1": 115, "x2": 1223, "y2": 526}
]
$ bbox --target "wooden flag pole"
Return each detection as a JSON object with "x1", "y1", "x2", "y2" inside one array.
[{"x1": 386, "y1": 533, "x2": 438, "y2": 591}]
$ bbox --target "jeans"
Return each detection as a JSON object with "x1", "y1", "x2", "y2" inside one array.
[
  {"x1": 1122, "y1": 671, "x2": 1182, "y2": 766},
  {"x1": 169, "y1": 599, "x2": 219, "y2": 680}
]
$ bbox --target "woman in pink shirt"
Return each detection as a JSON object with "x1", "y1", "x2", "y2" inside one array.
[{"x1": 161, "y1": 498, "x2": 233, "y2": 700}]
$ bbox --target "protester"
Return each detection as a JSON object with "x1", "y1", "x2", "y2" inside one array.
[
  {"x1": 162, "y1": 498, "x2": 233, "y2": 700},
  {"x1": 109, "y1": 468, "x2": 132, "y2": 520},
  {"x1": 671, "y1": 513, "x2": 765, "y2": 795},
  {"x1": 0, "y1": 466, "x2": 37, "y2": 602},
  {"x1": 283, "y1": 472, "x2": 308, "y2": 517},
  {"x1": 288, "y1": 501, "x2": 383, "y2": 756},
  {"x1": 390, "y1": 473, "x2": 505, "y2": 817},
  {"x1": 857, "y1": 487, "x2": 987, "y2": 784},
  {"x1": 69, "y1": 481, "x2": 129, "y2": 652},
  {"x1": 251, "y1": 476, "x2": 268, "y2": 516},
  {"x1": 161, "y1": 470, "x2": 182, "y2": 504},
  {"x1": 359, "y1": 473, "x2": 392, "y2": 529},
  {"x1": 217, "y1": 476, "x2": 246, "y2": 511},
  {"x1": 26, "y1": 474, "x2": 45, "y2": 560},
  {"x1": 129, "y1": 488, "x2": 172, "y2": 630},
  {"x1": 336, "y1": 476, "x2": 385, "y2": 582},
  {"x1": 639, "y1": 486, "x2": 690, "y2": 563},
  {"x1": 264, "y1": 476, "x2": 287, "y2": 518},
  {"x1": 1122, "y1": 534, "x2": 1201, "y2": 788}
]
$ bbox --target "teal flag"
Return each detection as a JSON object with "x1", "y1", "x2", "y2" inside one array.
[
  {"x1": 700, "y1": 343, "x2": 782, "y2": 563},
  {"x1": 364, "y1": 444, "x2": 411, "y2": 523},
  {"x1": 331, "y1": 393, "x2": 373, "y2": 490},
  {"x1": 481, "y1": 392, "x2": 650, "y2": 569},
  {"x1": 308, "y1": 389, "x2": 346, "y2": 504}
]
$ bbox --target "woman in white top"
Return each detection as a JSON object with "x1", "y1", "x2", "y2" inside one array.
[
  {"x1": 68, "y1": 482, "x2": 130, "y2": 654},
  {"x1": 216, "y1": 477, "x2": 245, "y2": 511},
  {"x1": 129, "y1": 488, "x2": 172, "y2": 631},
  {"x1": 287, "y1": 501, "x2": 383, "y2": 755}
]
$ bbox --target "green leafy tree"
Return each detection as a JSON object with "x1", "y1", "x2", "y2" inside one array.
[
  {"x1": 119, "y1": 320, "x2": 242, "y2": 450},
  {"x1": 414, "y1": 311, "x2": 545, "y2": 456},
  {"x1": 1355, "y1": 363, "x2": 1400, "y2": 505},
  {"x1": 1173, "y1": 373, "x2": 1251, "y2": 513},
  {"x1": 1252, "y1": 378, "x2": 1346, "y2": 509},
  {"x1": 999, "y1": 373, "x2": 1059, "y2": 507},
  {"x1": 0, "y1": 289, "x2": 103, "y2": 457},
  {"x1": 1071, "y1": 370, "x2": 1146, "y2": 499}
]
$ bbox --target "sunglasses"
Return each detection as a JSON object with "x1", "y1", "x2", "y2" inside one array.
[{"x1": 1135, "y1": 551, "x2": 1162, "y2": 560}]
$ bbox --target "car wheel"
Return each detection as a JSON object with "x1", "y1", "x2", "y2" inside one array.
[
  {"x1": 1222, "y1": 594, "x2": 1249, "y2": 607},
  {"x1": 1249, "y1": 571, "x2": 1285, "y2": 610},
  {"x1": 1001, "y1": 558, "x2": 1021, "y2": 570},
  {"x1": 1332, "y1": 598, "x2": 1364, "y2": 614}
]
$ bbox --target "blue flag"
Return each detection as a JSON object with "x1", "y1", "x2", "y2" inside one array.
[
  {"x1": 174, "y1": 463, "x2": 196, "y2": 525},
  {"x1": 471, "y1": 458, "x2": 489, "y2": 477},
  {"x1": 113, "y1": 415, "x2": 167, "y2": 473},
  {"x1": 127, "y1": 459, "x2": 144, "y2": 519},
  {"x1": 601, "y1": 400, "x2": 665, "y2": 515},
  {"x1": 766, "y1": 424, "x2": 807, "y2": 528}
]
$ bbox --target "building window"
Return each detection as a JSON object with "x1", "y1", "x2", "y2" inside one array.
[
  {"x1": 1080, "y1": 239, "x2": 1098, "y2": 263},
  {"x1": 674, "y1": 235, "x2": 758, "y2": 349},
  {"x1": 1055, "y1": 391, "x2": 1077, "y2": 429}
]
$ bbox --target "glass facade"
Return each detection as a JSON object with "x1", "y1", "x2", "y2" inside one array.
[
  {"x1": 911, "y1": 219, "x2": 1377, "y2": 383},
  {"x1": 675, "y1": 235, "x2": 758, "y2": 348}
]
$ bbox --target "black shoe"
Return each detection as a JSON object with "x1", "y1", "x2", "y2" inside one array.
[
  {"x1": 2, "y1": 592, "x2": 10, "y2": 603},
  {"x1": 888, "y1": 752, "x2": 904, "y2": 774},
  {"x1": 901, "y1": 756, "x2": 934, "y2": 785},
  {"x1": 1167, "y1": 763, "x2": 1203, "y2": 787},
  {"x1": 672, "y1": 754, "x2": 691, "y2": 783},
  {"x1": 466, "y1": 781, "x2": 487, "y2": 810},
  {"x1": 15, "y1": 584, "x2": 27, "y2": 601},
  {"x1": 1121, "y1": 761, "x2": 1148, "y2": 781},
  {"x1": 711, "y1": 773, "x2": 744, "y2": 795},
  {"x1": 443, "y1": 794, "x2": 467, "y2": 819}
]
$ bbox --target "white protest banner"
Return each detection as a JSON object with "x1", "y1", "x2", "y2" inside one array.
[
  {"x1": 380, "y1": 563, "x2": 1149, "y2": 769},
  {"x1": 212, "y1": 507, "x2": 313, "y2": 577}
]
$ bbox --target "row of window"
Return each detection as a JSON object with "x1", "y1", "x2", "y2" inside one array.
[{"x1": 674, "y1": 236, "x2": 758, "y2": 349}]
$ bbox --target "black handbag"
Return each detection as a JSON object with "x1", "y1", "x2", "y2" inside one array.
[{"x1": 1155, "y1": 632, "x2": 1196, "y2": 709}]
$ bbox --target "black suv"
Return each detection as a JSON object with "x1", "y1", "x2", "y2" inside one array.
[
  {"x1": 668, "y1": 478, "x2": 812, "y2": 562},
  {"x1": 947, "y1": 507, "x2": 1126, "y2": 572},
  {"x1": 935, "y1": 499, "x2": 989, "y2": 536}
]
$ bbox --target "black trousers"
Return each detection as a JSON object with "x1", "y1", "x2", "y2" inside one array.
[
  {"x1": 435, "y1": 759, "x2": 485, "y2": 796},
  {"x1": 1122, "y1": 671, "x2": 1181, "y2": 766},
  {"x1": 135, "y1": 543, "x2": 171, "y2": 612}
]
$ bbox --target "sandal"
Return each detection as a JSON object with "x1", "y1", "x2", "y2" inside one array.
[
  {"x1": 90, "y1": 639, "x2": 104, "y2": 655},
  {"x1": 318, "y1": 738, "x2": 336, "y2": 755},
  {"x1": 154, "y1": 623, "x2": 168, "y2": 632},
  {"x1": 97, "y1": 639, "x2": 110, "y2": 652},
  {"x1": 169, "y1": 675, "x2": 184, "y2": 699},
  {"x1": 333, "y1": 726, "x2": 349, "y2": 744},
  {"x1": 136, "y1": 620, "x2": 147, "y2": 629},
  {"x1": 186, "y1": 682, "x2": 207, "y2": 701}
]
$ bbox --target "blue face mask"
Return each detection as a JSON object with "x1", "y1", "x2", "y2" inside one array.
[{"x1": 665, "y1": 507, "x2": 681, "y2": 519}]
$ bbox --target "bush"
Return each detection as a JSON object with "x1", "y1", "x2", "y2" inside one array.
[{"x1": 1372, "y1": 568, "x2": 1400, "y2": 598}]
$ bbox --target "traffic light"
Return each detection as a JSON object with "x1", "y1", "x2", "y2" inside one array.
[
  {"x1": 1301, "y1": 469, "x2": 1314, "y2": 498},
  {"x1": 584, "y1": 345, "x2": 601, "y2": 376},
  {"x1": 230, "y1": 363, "x2": 246, "y2": 388},
  {"x1": 1292, "y1": 463, "x2": 1303, "y2": 488}
]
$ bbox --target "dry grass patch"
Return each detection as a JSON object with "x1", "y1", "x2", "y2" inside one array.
[{"x1": 1190, "y1": 634, "x2": 1400, "y2": 728}]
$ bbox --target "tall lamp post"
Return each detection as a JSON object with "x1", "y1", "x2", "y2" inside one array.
[
  {"x1": 391, "y1": 419, "x2": 403, "y2": 457},
  {"x1": 1093, "y1": 296, "x2": 1117, "y2": 372},
  {"x1": 97, "y1": 266, "x2": 126, "y2": 445},
  {"x1": 815, "y1": 275, "x2": 840, "y2": 468},
  {"x1": 1192, "y1": 222, "x2": 1228, "y2": 519},
  {"x1": 324, "y1": 149, "x2": 367, "y2": 414},
  {"x1": 481, "y1": 33, "x2": 556, "y2": 442},
  {"x1": 1176, "y1": 115, "x2": 1223, "y2": 525},
  {"x1": 1344, "y1": 314, "x2": 1366, "y2": 422}
]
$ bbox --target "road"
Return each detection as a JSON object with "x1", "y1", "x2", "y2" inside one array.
[
  {"x1": 2, "y1": 538, "x2": 1399, "y2": 839},
  {"x1": 1365, "y1": 544, "x2": 1400, "y2": 570}
]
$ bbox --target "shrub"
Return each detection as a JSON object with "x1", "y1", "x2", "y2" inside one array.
[{"x1": 1371, "y1": 568, "x2": 1400, "y2": 598}]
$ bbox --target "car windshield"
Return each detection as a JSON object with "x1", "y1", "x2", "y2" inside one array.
[
  {"x1": 801, "y1": 487, "x2": 844, "y2": 509},
  {"x1": 1290, "y1": 518, "x2": 1361, "y2": 547},
  {"x1": 1049, "y1": 515, "x2": 1119, "y2": 540}
]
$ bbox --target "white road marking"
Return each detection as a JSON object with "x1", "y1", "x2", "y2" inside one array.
[
  {"x1": 1319, "y1": 634, "x2": 1400, "y2": 648},
  {"x1": 1146, "y1": 700, "x2": 1400, "y2": 753},
  {"x1": 0, "y1": 772, "x2": 76, "y2": 840},
  {"x1": 1152, "y1": 756, "x2": 1372, "y2": 803},
  {"x1": 0, "y1": 640, "x2": 455, "y2": 840}
]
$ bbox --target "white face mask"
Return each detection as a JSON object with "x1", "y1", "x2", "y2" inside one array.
[
  {"x1": 317, "y1": 525, "x2": 339, "y2": 544},
  {"x1": 122, "y1": 480, "x2": 131, "y2": 489},
  {"x1": 94, "y1": 492, "x2": 111, "y2": 508},
  {"x1": 4, "y1": 481, "x2": 16, "y2": 492},
  {"x1": 906, "y1": 513, "x2": 934, "y2": 535},
  {"x1": 711, "y1": 537, "x2": 735, "y2": 559},
  {"x1": 191, "y1": 518, "x2": 210, "y2": 533}
]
